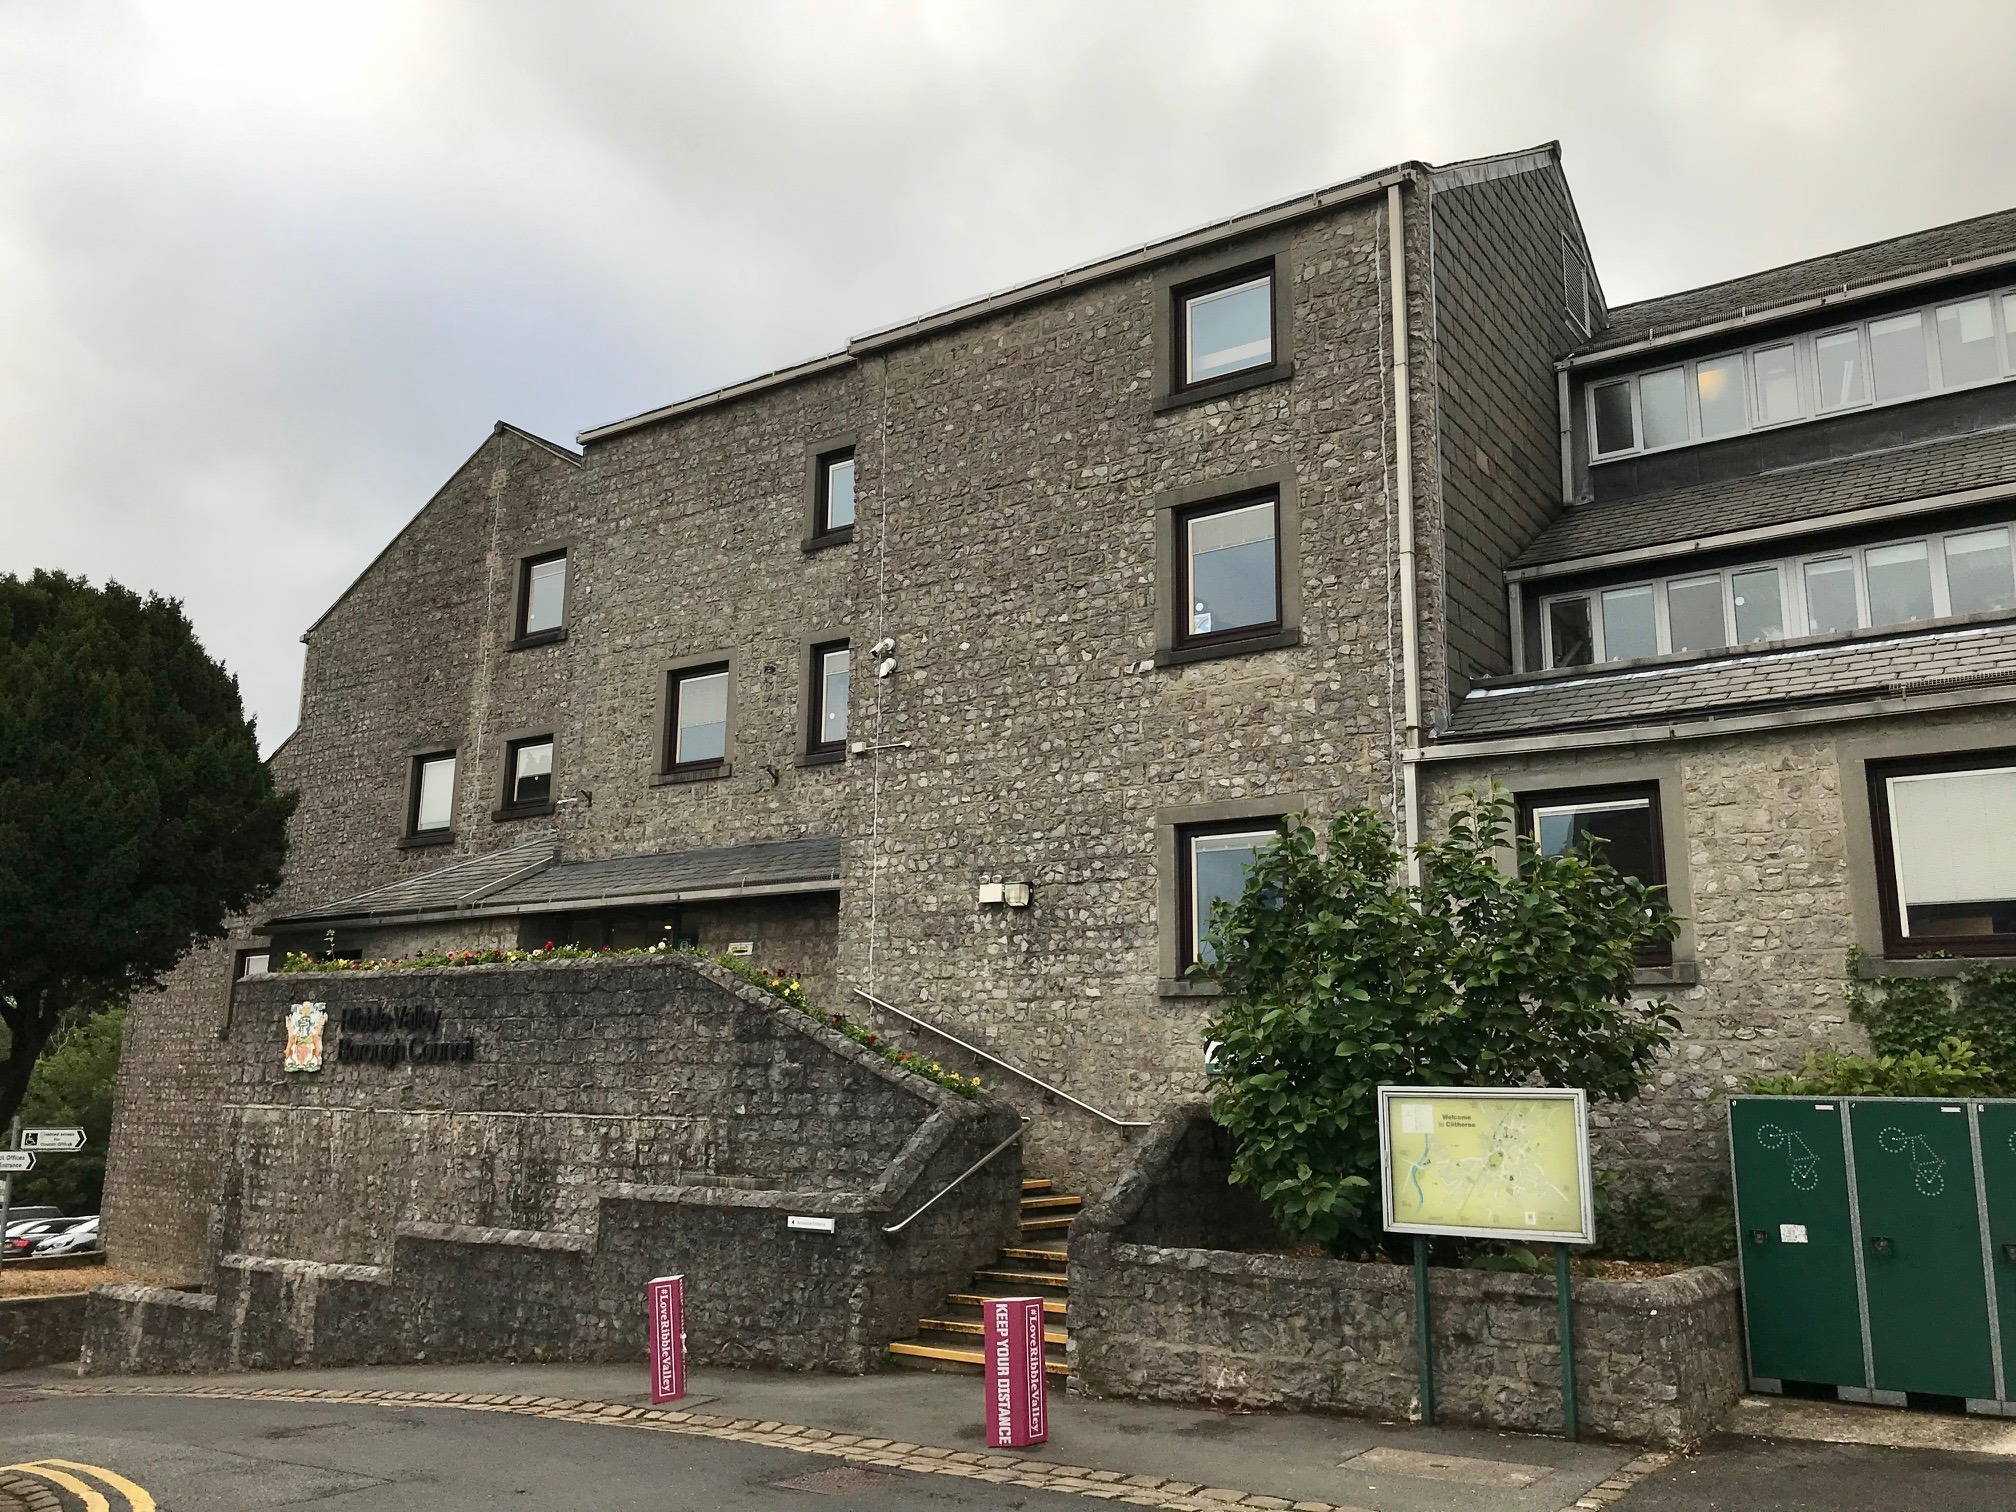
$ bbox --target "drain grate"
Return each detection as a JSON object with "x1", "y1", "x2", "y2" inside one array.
[{"x1": 771, "y1": 1465, "x2": 902, "y2": 1496}]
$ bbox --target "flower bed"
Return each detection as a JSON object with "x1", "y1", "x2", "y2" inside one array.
[{"x1": 279, "y1": 943, "x2": 983, "y2": 1099}]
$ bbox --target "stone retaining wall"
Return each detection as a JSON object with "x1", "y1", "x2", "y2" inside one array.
[
  {"x1": 85, "y1": 953, "x2": 1021, "y2": 1375},
  {"x1": 1068, "y1": 1105, "x2": 1744, "y2": 1445},
  {"x1": 0, "y1": 1292, "x2": 90, "y2": 1372}
]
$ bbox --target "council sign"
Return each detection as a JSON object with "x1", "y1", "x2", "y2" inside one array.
[
  {"x1": 20, "y1": 1128, "x2": 86, "y2": 1153},
  {"x1": 0, "y1": 1152, "x2": 34, "y2": 1174},
  {"x1": 1378, "y1": 1086, "x2": 1594, "y2": 1245}
]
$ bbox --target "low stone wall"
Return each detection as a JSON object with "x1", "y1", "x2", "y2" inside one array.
[
  {"x1": 0, "y1": 1292, "x2": 91, "y2": 1372},
  {"x1": 1068, "y1": 1105, "x2": 1744, "y2": 1445},
  {"x1": 86, "y1": 954, "x2": 1021, "y2": 1376}
]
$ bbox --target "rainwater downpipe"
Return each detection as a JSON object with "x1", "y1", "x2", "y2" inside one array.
[{"x1": 1386, "y1": 181, "x2": 1425, "y2": 886}]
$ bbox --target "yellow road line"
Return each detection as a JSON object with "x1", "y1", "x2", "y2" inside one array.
[
  {"x1": 1, "y1": 1460, "x2": 111, "y2": 1512},
  {"x1": 39, "y1": 1459, "x2": 157, "y2": 1512}
]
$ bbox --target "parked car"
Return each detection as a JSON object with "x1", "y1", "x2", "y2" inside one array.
[
  {"x1": 3, "y1": 1215, "x2": 93, "y2": 1258},
  {"x1": 28, "y1": 1216, "x2": 99, "y2": 1257}
]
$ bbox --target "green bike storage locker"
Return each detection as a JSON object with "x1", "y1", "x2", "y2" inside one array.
[{"x1": 1729, "y1": 1095, "x2": 2016, "y2": 1416}]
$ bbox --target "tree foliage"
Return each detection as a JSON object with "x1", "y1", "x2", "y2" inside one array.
[
  {"x1": 1201, "y1": 791, "x2": 1680, "y2": 1253},
  {"x1": 0, "y1": 571, "x2": 295, "y2": 1128},
  {"x1": 8, "y1": 1006, "x2": 124, "y2": 1213}
]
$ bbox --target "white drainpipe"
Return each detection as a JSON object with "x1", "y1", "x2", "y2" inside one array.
[{"x1": 1387, "y1": 181, "x2": 1425, "y2": 885}]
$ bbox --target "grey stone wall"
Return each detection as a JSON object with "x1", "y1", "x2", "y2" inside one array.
[
  {"x1": 86, "y1": 953, "x2": 1021, "y2": 1375},
  {"x1": 0, "y1": 1293, "x2": 90, "y2": 1372},
  {"x1": 1068, "y1": 1107, "x2": 1743, "y2": 1445}
]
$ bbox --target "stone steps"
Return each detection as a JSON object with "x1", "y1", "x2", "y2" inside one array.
[{"x1": 886, "y1": 1173, "x2": 1080, "y2": 1376}]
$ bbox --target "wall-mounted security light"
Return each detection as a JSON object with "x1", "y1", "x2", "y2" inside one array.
[
  {"x1": 977, "y1": 882, "x2": 1005, "y2": 905},
  {"x1": 1002, "y1": 882, "x2": 1032, "y2": 908}
]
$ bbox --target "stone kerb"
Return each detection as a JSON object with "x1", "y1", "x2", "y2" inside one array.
[
  {"x1": 83, "y1": 953, "x2": 1022, "y2": 1377},
  {"x1": 1068, "y1": 1104, "x2": 1743, "y2": 1445}
]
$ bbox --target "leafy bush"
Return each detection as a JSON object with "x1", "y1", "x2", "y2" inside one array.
[
  {"x1": 1846, "y1": 958, "x2": 2016, "y2": 1093},
  {"x1": 1746, "y1": 1036, "x2": 1995, "y2": 1097},
  {"x1": 1202, "y1": 792, "x2": 1679, "y2": 1254},
  {"x1": 1590, "y1": 1175, "x2": 1735, "y2": 1265},
  {"x1": 278, "y1": 942, "x2": 981, "y2": 1098}
]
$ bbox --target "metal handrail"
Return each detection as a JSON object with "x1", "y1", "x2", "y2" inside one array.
[
  {"x1": 882, "y1": 1120, "x2": 1027, "y2": 1236},
  {"x1": 852, "y1": 987, "x2": 1152, "y2": 1129}
]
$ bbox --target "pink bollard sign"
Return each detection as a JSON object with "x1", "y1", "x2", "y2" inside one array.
[
  {"x1": 647, "y1": 1274, "x2": 686, "y2": 1403},
  {"x1": 983, "y1": 1295, "x2": 1048, "y2": 1448}
]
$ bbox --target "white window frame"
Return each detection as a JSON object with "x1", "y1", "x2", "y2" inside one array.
[
  {"x1": 1537, "y1": 519, "x2": 2016, "y2": 668},
  {"x1": 1586, "y1": 282, "x2": 2016, "y2": 460}
]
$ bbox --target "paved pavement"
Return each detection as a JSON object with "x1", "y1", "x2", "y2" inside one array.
[
  {"x1": 6, "y1": 1361, "x2": 2014, "y2": 1511},
  {"x1": 0, "y1": 1362, "x2": 1646, "y2": 1512}
]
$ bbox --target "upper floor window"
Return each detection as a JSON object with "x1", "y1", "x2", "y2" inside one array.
[
  {"x1": 1869, "y1": 749, "x2": 2016, "y2": 957},
  {"x1": 667, "y1": 664, "x2": 729, "y2": 772},
  {"x1": 1516, "y1": 784, "x2": 1671, "y2": 966},
  {"x1": 818, "y1": 450, "x2": 856, "y2": 533},
  {"x1": 1539, "y1": 520, "x2": 2016, "y2": 668},
  {"x1": 1587, "y1": 284, "x2": 2016, "y2": 461},
  {"x1": 1179, "y1": 820, "x2": 1280, "y2": 970},
  {"x1": 1175, "y1": 492, "x2": 1281, "y2": 651},
  {"x1": 1178, "y1": 268, "x2": 1274, "y2": 388},
  {"x1": 501, "y1": 736, "x2": 554, "y2": 816},
  {"x1": 808, "y1": 641, "x2": 850, "y2": 757},
  {"x1": 408, "y1": 751, "x2": 456, "y2": 839},
  {"x1": 520, "y1": 552, "x2": 568, "y2": 641}
]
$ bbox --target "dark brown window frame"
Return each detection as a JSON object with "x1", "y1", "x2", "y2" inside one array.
[
  {"x1": 495, "y1": 733, "x2": 557, "y2": 820},
  {"x1": 509, "y1": 548, "x2": 570, "y2": 650},
  {"x1": 663, "y1": 661, "x2": 732, "y2": 776},
  {"x1": 1867, "y1": 745, "x2": 2016, "y2": 959},
  {"x1": 1514, "y1": 781, "x2": 1672, "y2": 967},
  {"x1": 1175, "y1": 815, "x2": 1285, "y2": 974},
  {"x1": 1169, "y1": 259, "x2": 1279, "y2": 396},
  {"x1": 804, "y1": 445, "x2": 857, "y2": 550},
  {"x1": 402, "y1": 749, "x2": 458, "y2": 847},
  {"x1": 1171, "y1": 489, "x2": 1285, "y2": 656},
  {"x1": 805, "y1": 639, "x2": 850, "y2": 761}
]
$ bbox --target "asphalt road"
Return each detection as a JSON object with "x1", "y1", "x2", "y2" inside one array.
[
  {"x1": 1619, "y1": 1433, "x2": 2016, "y2": 1512},
  {"x1": 0, "y1": 1393, "x2": 1085, "y2": 1512}
]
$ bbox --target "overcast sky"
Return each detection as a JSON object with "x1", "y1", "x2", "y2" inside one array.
[{"x1": 6, "y1": 1, "x2": 2016, "y2": 751}]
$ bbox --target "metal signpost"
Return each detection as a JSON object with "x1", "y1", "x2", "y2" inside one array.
[
  {"x1": 647, "y1": 1274, "x2": 687, "y2": 1403},
  {"x1": 1, "y1": 1123, "x2": 88, "y2": 1264},
  {"x1": 983, "y1": 1296, "x2": 1049, "y2": 1448},
  {"x1": 1377, "y1": 1087, "x2": 1595, "y2": 1437}
]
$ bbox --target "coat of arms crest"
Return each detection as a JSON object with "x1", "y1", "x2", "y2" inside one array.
[{"x1": 284, "y1": 1002, "x2": 329, "y2": 1073}]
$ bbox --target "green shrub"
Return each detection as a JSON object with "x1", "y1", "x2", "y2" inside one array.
[
  {"x1": 1590, "y1": 1175, "x2": 1736, "y2": 1265},
  {"x1": 1201, "y1": 791, "x2": 1679, "y2": 1254},
  {"x1": 1846, "y1": 958, "x2": 2016, "y2": 1093},
  {"x1": 1745, "y1": 1036, "x2": 1995, "y2": 1097}
]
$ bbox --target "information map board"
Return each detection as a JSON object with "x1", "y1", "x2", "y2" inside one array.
[{"x1": 1378, "y1": 1087, "x2": 1594, "y2": 1245}]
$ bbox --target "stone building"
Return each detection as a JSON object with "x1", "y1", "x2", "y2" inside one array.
[
  {"x1": 112, "y1": 144, "x2": 2016, "y2": 1290},
  {"x1": 1420, "y1": 205, "x2": 2016, "y2": 1183},
  {"x1": 107, "y1": 141, "x2": 1603, "y2": 1279}
]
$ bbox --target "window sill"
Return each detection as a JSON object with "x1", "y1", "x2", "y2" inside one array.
[
  {"x1": 1857, "y1": 953, "x2": 2016, "y2": 978},
  {"x1": 492, "y1": 802, "x2": 556, "y2": 822},
  {"x1": 506, "y1": 628, "x2": 568, "y2": 652},
  {"x1": 802, "y1": 526, "x2": 855, "y2": 553},
  {"x1": 652, "y1": 763, "x2": 732, "y2": 787},
  {"x1": 1633, "y1": 961, "x2": 1696, "y2": 987},
  {"x1": 398, "y1": 831, "x2": 456, "y2": 850},
  {"x1": 1155, "y1": 627, "x2": 1302, "y2": 669},
  {"x1": 1153, "y1": 361, "x2": 1295, "y2": 414},
  {"x1": 1157, "y1": 978, "x2": 1222, "y2": 999},
  {"x1": 795, "y1": 748, "x2": 846, "y2": 768}
]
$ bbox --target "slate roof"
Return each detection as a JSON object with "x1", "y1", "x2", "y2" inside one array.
[
  {"x1": 270, "y1": 835, "x2": 842, "y2": 927},
  {"x1": 1513, "y1": 426, "x2": 2016, "y2": 569},
  {"x1": 499, "y1": 837, "x2": 842, "y2": 907},
  {"x1": 270, "y1": 833, "x2": 559, "y2": 925},
  {"x1": 1442, "y1": 620, "x2": 2016, "y2": 741},
  {"x1": 1580, "y1": 205, "x2": 2016, "y2": 357}
]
